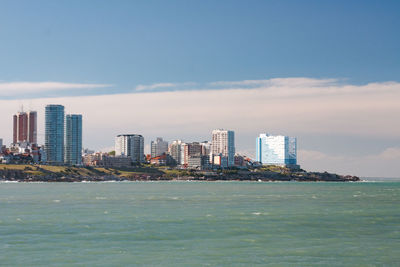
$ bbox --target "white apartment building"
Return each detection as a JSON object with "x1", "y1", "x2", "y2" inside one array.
[
  {"x1": 256, "y1": 133, "x2": 297, "y2": 167},
  {"x1": 115, "y1": 134, "x2": 144, "y2": 163},
  {"x1": 168, "y1": 140, "x2": 183, "y2": 165},
  {"x1": 211, "y1": 129, "x2": 235, "y2": 167}
]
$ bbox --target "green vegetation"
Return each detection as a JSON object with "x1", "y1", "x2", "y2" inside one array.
[{"x1": 0, "y1": 163, "x2": 359, "y2": 182}]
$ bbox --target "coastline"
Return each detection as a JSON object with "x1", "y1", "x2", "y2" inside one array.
[{"x1": 0, "y1": 164, "x2": 359, "y2": 182}]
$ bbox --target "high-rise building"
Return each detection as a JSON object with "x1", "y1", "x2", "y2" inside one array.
[
  {"x1": 45, "y1": 105, "x2": 65, "y2": 164},
  {"x1": 28, "y1": 111, "x2": 37, "y2": 144},
  {"x1": 150, "y1": 137, "x2": 168, "y2": 158},
  {"x1": 13, "y1": 112, "x2": 27, "y2": 143},
  {"x1": 12, "y1": 110, "x2": 37, "y2": 144},
  {"x1": 65, "y1": 114, "x2": 82, "y2": 165},
  {"x1": 168, "y1": 140, "x2": 183, "y2": 165},
  {"x1": 115, "y1": 134, "x2": 144, "y2": 163},
  {"x1": 256, "y1": 133, "x2": 297, "y2": 167},
  {"x1": 0, "y1": 138, "x2": 3, "y2": 149},
  {"x1": 200, "y1": 141, "x2": 211, "y2": 156},
  {"x1": 211, "y1": 129, "x2": 235, "y2": 166}
]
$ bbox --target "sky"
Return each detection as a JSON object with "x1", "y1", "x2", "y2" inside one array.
[{"x1": 0, "y1": 0, "x2": 399, "y2": 177}]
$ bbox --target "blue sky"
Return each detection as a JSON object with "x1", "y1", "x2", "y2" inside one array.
[
  {"x1": 0, "y1": 0, "x2": 399, "y2": 177},
  {"x1": 1, "y1": 0, "x2": 399, "y2": 96}
]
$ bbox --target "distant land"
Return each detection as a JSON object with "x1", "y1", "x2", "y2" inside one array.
[{"x1": 0, "y1": 164, "x2": 359, "y2": 182}]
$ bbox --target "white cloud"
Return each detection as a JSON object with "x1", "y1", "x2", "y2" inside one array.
[
  {"x1": 135, "y1": 82, "x2": 197, "y2": 91},
  {"x1": 209, "y1": 77, "x2": 339, "y2": 88},
  {"x1": 0, "y1": 82, "x2": 111, "y2": 96},
  {"x1": 135, "y1": 83, "x2": 177, "y2": 91},
  {"x1": 210, "y1": 78, "x2": 400, "y2": 99}
]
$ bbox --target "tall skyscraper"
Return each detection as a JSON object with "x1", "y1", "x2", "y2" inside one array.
[
  {"x1": 13, "y1": 112, "x2": 27, "y2": 143},
  {"x1": 150, "y1": 137, "x2": 168, "y2": 158},
  {"x1": 65, "y1": 114, "x2": 82, "y2": 165},
  {"x1": 45, "y1": 105, "x2": 65, "y2": 164},
  {"x1": 12, "y1": 110, "x2": 37, "y2": 144},
  {"x1": 256, "y1": 133, "x2": 297, "y2": 166},
  {"x1": 28, "y1": 111, "x2": 37, "y2": 144},
  {"x1": 115, "y1": 134, "x2": 144, "y2": 163},
  {"x1": 211, "y1": 129, "x2": 235, "y2": 166}
]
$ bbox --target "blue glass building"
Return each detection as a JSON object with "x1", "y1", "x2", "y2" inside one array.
[
  {"x1": 45, "y1": 105, "x2": 65, "y2": 164},
  {"x1": 65, "y1": 114, "x2": 83, "y2": 165},
  {"x1": 256, "y1": 133, "x2": 297, "y2": 166}
]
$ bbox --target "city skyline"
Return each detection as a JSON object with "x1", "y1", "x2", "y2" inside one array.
[{"x1": 0, "y1": 1, "x2": 399, "y2": 177}]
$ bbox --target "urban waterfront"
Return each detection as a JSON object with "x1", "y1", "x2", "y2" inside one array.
[{"x1": 1, "y1": 180, "x2": 399, "y2": 266}]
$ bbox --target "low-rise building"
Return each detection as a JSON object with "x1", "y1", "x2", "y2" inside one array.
[
  {"x1": 150, "y1": 154, "x2": 167, "y2": 166},
  {"x1": 187, "y1": 155, "x2": 211, "y2": 170},
  {"x1": 212, "y1": 154, "x2": 228, "y2": 169},
  {"x1": 83, "y1": 152, "x2": 132, "y2": 168}
]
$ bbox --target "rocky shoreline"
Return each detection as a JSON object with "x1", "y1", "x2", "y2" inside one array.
[{"x1": 0, "y1": 165, "x2": 359, "y2": 182}]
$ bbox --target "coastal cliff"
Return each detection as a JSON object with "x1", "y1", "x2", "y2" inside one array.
[{"x1": 0, "y1": 164, "x2": 359, "y2": 182}]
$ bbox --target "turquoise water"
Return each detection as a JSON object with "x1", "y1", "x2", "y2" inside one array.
[{"x1": 1, "y1": 181, "x2": 399, "y2": 266}]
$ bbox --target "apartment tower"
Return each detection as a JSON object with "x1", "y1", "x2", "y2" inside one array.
[
  {"x1": 150, "y1": 137, "x2": 168, "y2": 158},
  {"x1": 211, "y1": 129, "x2": 235, "y2": 167},
  {"x1": 13, "y1": 110, "x2": 37, "y2": 144},
  {"x1": 115, "y1": 134, "x2": 144, "y2": 163},
  {"x1": 65, "y1": 114, "x2": 83, "y2": 165},
  {"x1": 45, "y1": 105, "x2": 65, "y2": 164}
]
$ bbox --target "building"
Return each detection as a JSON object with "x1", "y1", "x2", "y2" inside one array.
[
  {"x1": 179, "y1": 142, "x2": 186, "y2": 165},
  {"x1": 65, "y1": 114, "x2": 83, "y2": 165},
  {"x1": 234, "y1": 154, "x2": 246, "y2": 167},
  {"x1": 83, "y1": 152, "x2": 132, "y2": 168},
  {"x1": 28, "y1": 111, "x2": 37, "y2": 144},
  {"x1": 187, "y1": 155, "x2": 210, "y2": 170},
  {"x1": 177, "y1": 142, "x2": 211, "y2": 170},
  {"x1": 13, "y1": 110, "x2": 37, "y2": 144},
  {"x1": 115, "y1": 134, "x2": 144, "y2": 163},
  {"x1": 0, "y1": 138, "x2": 3, "y2": 149},
  {"x1": 150, "y1": 137, "x2": 168, "y2": 158},
  {"x1": 82, "y1": 148, "x2": 95, "y2": 155},
  {"x1": 150, "y1": 154, "x2": 167, "y2": 166},
  {"x1": 45, "y1": 105, "x2": 65, "y2": 164},
  {"x1": 13, "y1": 112, "x2": 27, "y2": 143},
  {"x1": 168, "y1": 140, "x2": 183, "y2": 165},
  {"x1": 182, "y1": 142, "x2": 202, "y2": 165},
  {"x1": 200, "y1": 141, "x2": 211, "y2": 156},
  {"x1": 211, "y1": 129, "x2": 235, "y2": 167},
  {"x1": 256, "y1": 133, "x2": 297, "y2": 167},
  {"x1": 212, "y1": 155, "x2": 228, "y2": 168}
]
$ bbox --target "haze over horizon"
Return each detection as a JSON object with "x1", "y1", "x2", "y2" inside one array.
[{"x1": 0, "y1": 0, "x2": 399, "y2": 177}]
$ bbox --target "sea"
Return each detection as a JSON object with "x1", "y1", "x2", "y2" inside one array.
[{"x1": 1, "y1": 179, "x2": 399, "y2": 266}]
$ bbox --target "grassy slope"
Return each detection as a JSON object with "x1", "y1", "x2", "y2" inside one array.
[{"x1": 0, "y1": 164, "x2": 165, "y2": 178}]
